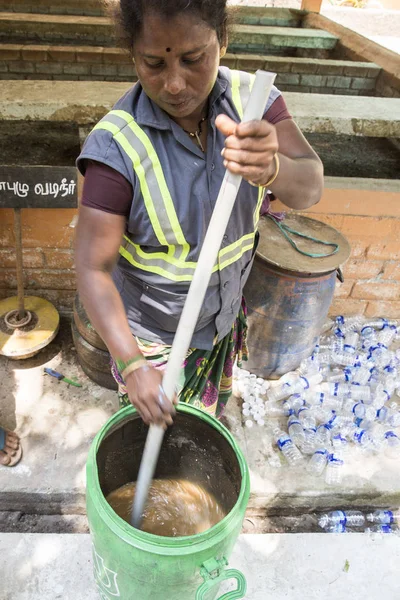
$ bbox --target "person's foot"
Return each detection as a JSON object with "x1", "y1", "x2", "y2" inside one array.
[{"x1": 0, "y1": 428, "x2": 22, "y2": 467}]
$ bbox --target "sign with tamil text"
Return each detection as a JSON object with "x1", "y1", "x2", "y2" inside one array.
[{"x1": 0, "y1": 166, "x2": 78, "y2": 209}]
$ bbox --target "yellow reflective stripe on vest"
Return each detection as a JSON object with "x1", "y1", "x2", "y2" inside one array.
[
  {"x1": 253, "y1": 187, "x2": 265, "y2": 228},
  {"x1": 92, "y1": 69, "x2": 262, "y2": 281},
  {"x1": 229, "y1": 70, "x2": 256, "y2": 120},
  {"x1": 230, "y1": 70, "x2": 243, "y2": 119},
  {"x1": 121, "y1": 234, "x2": 197, "y2": 283},
  {"x1": 112, "y1": 110, "x2": 189, "y2": 261},
  {"x1": 120, "y1": 229, "x2": 256, "y2": 282},
  {"x1": 93, "y1": 120, "x2": 173, "y2": 256},
  {"x1": 93, "y1": 112, "x2": 190, "y2": 262}
]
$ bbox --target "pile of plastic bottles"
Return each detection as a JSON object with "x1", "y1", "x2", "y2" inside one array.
[
  {"x1": 234, "y1": 316, "x2": 400, "y2": 486},
  {"x1": 318, "y1": 509, "x2": 399, "y2": 534}
]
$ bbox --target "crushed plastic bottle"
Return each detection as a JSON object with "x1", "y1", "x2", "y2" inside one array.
[
  {"x1": 325, "y1": 454, "x2": 344, "y2": 486},
  {"x1": 274, "y1": 429, "x2": 303, "y2": 465},
  {"x1": 367, "y1": 510, "x2": 399, "y2": 525},
  {"x1": 234, "y1": 312, "x2": 400, "y2": 476},
  {"x1": 318, "y1": 510, "x2": 365, "y2": 529},
  {"x1": 306, "y1": 449, "x2": 328, "y2": 476}
]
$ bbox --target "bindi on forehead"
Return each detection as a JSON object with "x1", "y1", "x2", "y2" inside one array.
[{"x1": 166, "y1": 47, "x2": 171, "y2": 52}]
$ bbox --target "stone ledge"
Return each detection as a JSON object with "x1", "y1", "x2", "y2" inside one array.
[
  {"x1": 0, "y1": 81, "x2": 398, "y2": 136},
  {"x1": 0, "y1": 13, "x2": 338, "y2": 51}
]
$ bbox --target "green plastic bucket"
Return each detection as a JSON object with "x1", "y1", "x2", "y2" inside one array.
[{"x1": 86, "y1": 404, "x2": 250, "y2": 600}]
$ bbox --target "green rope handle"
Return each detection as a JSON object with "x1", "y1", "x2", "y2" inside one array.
[{"x1": 266, "y1": 215, "x2": 339, "y2": 258}]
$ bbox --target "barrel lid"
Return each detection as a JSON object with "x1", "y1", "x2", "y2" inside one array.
[{"x1": 256, "y1": 213, "x2": 351, "y2": 274}]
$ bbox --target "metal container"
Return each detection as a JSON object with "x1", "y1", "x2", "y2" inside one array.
[{"x1": 244, "y1": 214, "x2": 350, "y2": 378}]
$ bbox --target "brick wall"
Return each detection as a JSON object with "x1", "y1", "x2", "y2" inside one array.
[
  {"x1": 1, "y1": 180, "x2": 399, "y2": 317},
  {"x1": 273, "y1": 180, "x2": 400, "y2": 318},
  {"x1": 0, "y1": 45, "x2": 382, "y2": 96},
  {"x1": 0, "y1": 45, "x2": 137, "y2": 82},
  {"x1": 0, "y1": 207, "x2": 77, "y2": 312}
]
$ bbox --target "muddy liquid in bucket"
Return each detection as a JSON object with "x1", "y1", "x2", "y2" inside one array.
[{"x1": 107, "y1": 479, "x2": 226, "y2": 537}]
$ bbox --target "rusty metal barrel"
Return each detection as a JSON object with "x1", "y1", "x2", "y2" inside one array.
[{"x1": 244, "y1": 214, "x2": 351, "y2": 379}]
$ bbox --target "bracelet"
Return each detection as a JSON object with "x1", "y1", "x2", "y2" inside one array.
[
  {"x1": 115, "y1": 354, "x2": 144, "y2": 373},
  {"x1": 121, "y1": 359, "x2": 148, "y2": 381},
  {"x1": 249, "y1": 153, "x2": 280, "y2": 189}
]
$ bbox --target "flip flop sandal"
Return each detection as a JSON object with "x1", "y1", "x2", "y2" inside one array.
[{"x1": 0, "y1": 427, "x2": 23, "y2": 467}]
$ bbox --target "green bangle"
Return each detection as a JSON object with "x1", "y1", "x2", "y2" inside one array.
[{"x1": 115, "y1": 355, "x2": 144, "y2": 373}]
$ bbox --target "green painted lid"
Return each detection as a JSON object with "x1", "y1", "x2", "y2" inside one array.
[{"x1": 256, "y1": 213, "x2": 351, "y2": 274}]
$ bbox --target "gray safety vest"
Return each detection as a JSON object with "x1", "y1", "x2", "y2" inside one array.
[{"x1": 78, "y1": 68, "x2": 278, "y2": 348}]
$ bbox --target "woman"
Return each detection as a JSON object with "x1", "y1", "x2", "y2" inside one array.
[{"x1": 75, "y1": 0, "x2": 323, "y2": 426}]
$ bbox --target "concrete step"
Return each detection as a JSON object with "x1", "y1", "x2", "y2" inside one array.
[
  {"x1": 0, "y1": 1, "x2": 303, "y2": 28},
  {"x1": 0, "y1": 13, "x2": 338, "y2": 53},
  {"x1": 230, "y1": 24, "x2": 338, "y2": 54},
  {"x1": 0, "y1": 80, "x2": 398, "y2": 138},
  {"x1": 1, "y1": 532, "x2": 399, "y2": 599},
  {"x1": 0, "y1": 43, "x2": 381, "y2": 96},
  {"x1": 0, "y1": 0, "x2": 104, "y2": 17}
]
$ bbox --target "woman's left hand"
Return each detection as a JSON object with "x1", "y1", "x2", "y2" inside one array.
[{"x1": 215, "y1": 114, "x2": 279, "y2": 186}]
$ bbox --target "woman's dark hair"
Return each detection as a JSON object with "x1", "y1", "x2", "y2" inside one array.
[{"x1": 107, "y1": 0, "x2": 229, "y2": 53}]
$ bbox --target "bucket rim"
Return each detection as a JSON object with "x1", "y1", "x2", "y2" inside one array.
[{"x1": 86, "y1": 403, "x2": 250, "y2": 553}]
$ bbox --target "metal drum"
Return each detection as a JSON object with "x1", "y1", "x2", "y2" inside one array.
[{"x1": 244, "y1": 214, "x2": 351, "y2": 379}]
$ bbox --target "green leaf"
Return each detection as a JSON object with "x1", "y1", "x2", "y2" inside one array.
[{"x1": 343, "y1": 559, "x2": 350, "y2": 573}]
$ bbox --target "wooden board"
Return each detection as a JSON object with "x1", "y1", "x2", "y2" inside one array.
[{"x1": 0, "y1": 165, "x2": 78, "y2": 208}]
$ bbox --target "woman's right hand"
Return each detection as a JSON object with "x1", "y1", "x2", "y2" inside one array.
[{"x1": 125, "y1": 364, "x2": 177, "y2": 427}]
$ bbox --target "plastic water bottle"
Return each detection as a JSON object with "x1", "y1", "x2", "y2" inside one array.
[
  {"x1": 332, "y1": 433, "x2": 350, "y2": 456},
  {"x1": 328, "y1": 368, "x2": 353, "y2": 383},
  {"x1": 376, "y1": 406, "x2": 388, "y2": 423},
  {"x1": 364, "y1": 318, "x2": 398, "y2": 330},
  {"x1": 263, "y1": 402, "x2": 286, "y2": 417},
  {"x1": 300, "y1": 427, "x2": 318, "y2": 455},
  {"x1": 318, "y1": 510, "x2": 365, "y2": 529},
  {"x1": 378, "y1": 326, "x2": 397, "y2": 348},
  {"x1": 307, "y1": 449, "x2": 328, "y2": 476},
  {"x1": 297, "y1": 407, "x2": 316, "y2": 430},
  {"x1": 322, "y1": 382, "x2": 351, "y2": 399},
  {"x1": 287, "y1": 416, "x2": 305, "y2": 446},
  {"x1": 366, "y1": 525, "x2": 394, "y2": 534},
  {"x1": 282, "y1": 394, "x2": 306, "y2": 414},
  {"x1": 387, "y1": 410, "x2": 400, "y2": 428},
  {"x1": 315, "y1": 424, "x2": 332, "y2": 447},
  {"x1": 352, "y1": 365, "x2": 372, "y2": 386},
  {"x1": 335, "y1": 315, "x2": 364, "y2": 334},
  {"x1": 344, "y1": 331, "x2": 359, "y2": 354},
  {"x1": 334, "y1": 416, "x2": 355, "y2": 437},
  {"x1": 310, "y1": 405, "x2": 334, "y2": 425},
  {"x1": 268, "y1": 374, "x2": 322, "y2": 402},
  {"x1": 384, "y1": 431, "x2": 400, "y2": 458},
  {"x1": 349, "y1": 384, "x2": 371, "y2": 402},
  {"x1": 344, "y1": 401, "x2": 366, "y2": 419},
  {"x1": 367, "y1": 510, "x2": 399, "y2": 525},
  {"x1": 353, "y1": 428, "x2": 373, "y2": 450},
  {"x1": 326, "y1": 523, "x2": 347, "y2": 533},
  {"x1": 298, "y1": 356, "x2": 321, "y2": 377},
  {"x1": 331, "y1": 351, "x2": 356, "y2": 367},
  {"x1": 274, "y1": 430, "x2": 303, "y2": 465},
  {"x1": 325, "y1": 454, "x2": 344, "y2": 485}
]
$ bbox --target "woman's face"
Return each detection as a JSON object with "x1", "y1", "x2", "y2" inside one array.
[{"x1": 133, "y1": 12, "x2": 222, "y2": 121}]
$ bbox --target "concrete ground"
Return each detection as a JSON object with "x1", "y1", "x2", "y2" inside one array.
[
  {"x1": 1, "y1": 316, "x2": 400, "y2": 520},
  {"x1": 1, "y1": 532, "x2": 400, "y2": 599}
]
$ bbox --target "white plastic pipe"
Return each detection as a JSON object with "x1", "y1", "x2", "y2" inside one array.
[{"x1": 131, "y1": 70, "x2": 277, "y2": 529}]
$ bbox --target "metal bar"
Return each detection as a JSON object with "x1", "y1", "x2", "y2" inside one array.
[{"x1": 13, "y1": 208, "x2": 25, "y2": 320}]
